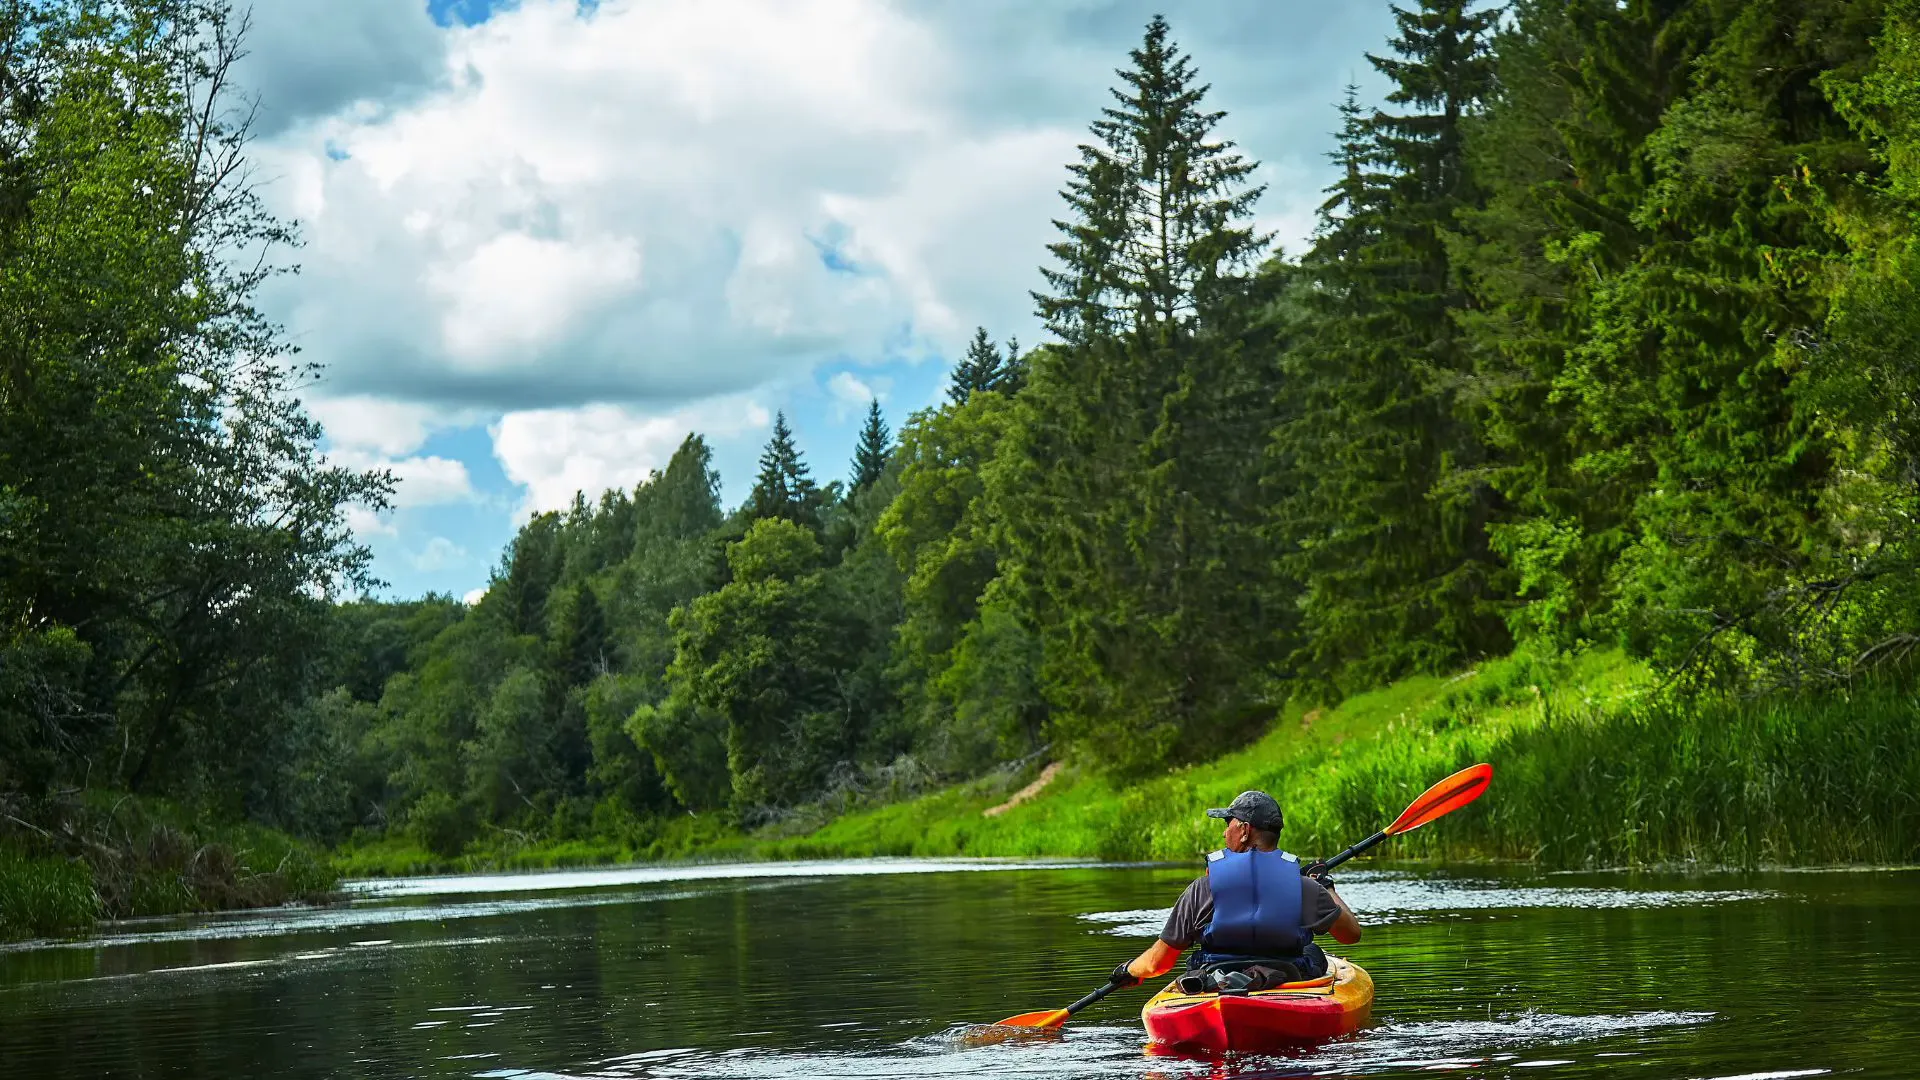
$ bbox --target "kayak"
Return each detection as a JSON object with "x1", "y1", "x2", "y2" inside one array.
[{"x1": 1141, "y1": 955, "x2": 1373, "y2": 1052}]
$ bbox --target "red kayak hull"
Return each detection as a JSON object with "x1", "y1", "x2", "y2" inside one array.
[{"x1": 1141, "y1": 956, "x2": 1373, "y2": 1053}]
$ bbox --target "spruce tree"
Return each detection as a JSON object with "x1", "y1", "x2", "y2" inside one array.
[
  {"x1": 850, "y1": 399, "x2": 891, "y2": 491},
  {"x1": 1550, "y1": 0, "x2": 1868, "y2": 679},
  {"x1": 746, "y1": 411, "x2": 820, "y2": 527},
  {"x1": 999, "y1": 336, "x2": 1026, "y2": 396},
  {"x1": 1272, "y1": 2, "x2": 1506, "y2": 691},
  {"x1": 947, "y1": 328, "x2": 1008, "y2": 405},
  {"x1": 1454, "y1": 0, "x2": 1711, "y2": 646},
  {"x1": 1034, "y1": 15, "x2": 1265, "y2": 341},
  {"x1": 1003, "y1": 16, "x2": 1281, "y2": 775}
]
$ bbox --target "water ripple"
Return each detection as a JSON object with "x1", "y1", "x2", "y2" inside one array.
[{"x1": 1080, "y1": 875, "x2": 1775, "y2": 937}]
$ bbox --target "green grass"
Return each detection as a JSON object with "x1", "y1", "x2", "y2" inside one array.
[
  {"x1": 0, "y1": 852, "x2": 100, "y2": 939},
  {"x1": 0, "y1": 795, "x2": 341, "y2": 940},
  {"x1": 757, "y1": 650, "x2": 1626, "y2": 863},
  {"x1": 761, "y1": 649, "x2": 1920, "y2": 869},
  {"x1": 332, "y1": 811, "x2": 754, "y2": 878}
]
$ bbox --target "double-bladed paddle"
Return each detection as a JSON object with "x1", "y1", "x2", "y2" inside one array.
[{"x1": 989, "y1": 762, "x2": 1495, "y2": 1031}]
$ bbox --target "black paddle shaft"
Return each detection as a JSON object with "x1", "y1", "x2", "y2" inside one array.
[
  {"x1": 1063, "y1": 979, "x2": 1121, "y2": 1018},
  {"x1": 1313, "y1": 829, "x2": 1389, "y2": 875}
]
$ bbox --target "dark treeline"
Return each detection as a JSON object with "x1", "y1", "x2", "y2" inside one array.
[{"x1": 10, "y1": 0, "x2": 1920, "y2": 867}]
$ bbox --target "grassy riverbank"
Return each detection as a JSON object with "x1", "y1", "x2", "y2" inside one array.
[
  {"x1": 329, "y1": 648, "x2": 1920, "y2": 878},
  {"x1": 764, "y1": 650, "x2": 1920, "y2": 868},
  {"x1": 0, "y1": 796, "x2": 338, "y2": 941}
]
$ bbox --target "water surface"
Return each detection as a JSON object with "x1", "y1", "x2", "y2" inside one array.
[{"x1": 2, "y1": 858, "x2": 1915, "y2": 1078}]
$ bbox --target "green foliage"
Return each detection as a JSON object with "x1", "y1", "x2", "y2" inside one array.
[
  {"x1": 768, "y1": 648, "x2": 1920, "y2": 869},
  {"x1": 946, "y1": 328, "x2": 1020, "y2": 404},
  {"x1": 628, "y1": 697, "x2": 732, "y2": 812},
  {"x1": 657, "y1": 519, "x2": 865, "y2": 817},
  {"x1": 0, "y1": 793, "x2": 337, "y2": 936},
  {"x1": 1273, "y1": 1, "x2": 1508, "y2": 694},
  {"x1": 406, "y1": 790, "x2": 476, "y2": 860},
  {"x1": 0, "y1": 0, "x2": 389, "y2": 814},
  {"x1": 880, "y1": 391, "x2": 1043, "y2": 773}
]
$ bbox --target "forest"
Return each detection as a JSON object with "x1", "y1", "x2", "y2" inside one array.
[{"x1": 6, "y1": 0, "x2": 1920, "y2": 933}]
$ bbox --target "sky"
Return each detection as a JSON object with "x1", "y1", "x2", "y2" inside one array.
[{"x1": 235, "y1": 0, "x2": 1406, "y2": 602}]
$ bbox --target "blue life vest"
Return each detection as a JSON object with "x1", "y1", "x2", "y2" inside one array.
[{"x1": 1200, "y1": 848, "x2": 1309, "y2": 961}]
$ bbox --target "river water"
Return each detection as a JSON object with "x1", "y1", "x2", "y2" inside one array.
[{"x1": 2, "y1": 858, "x2": 1916, "y2": 1079}]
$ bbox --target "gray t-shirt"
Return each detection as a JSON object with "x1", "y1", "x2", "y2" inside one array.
[{"x1": 1158, "y1": 869, "x2": 1344, "y2": 950}]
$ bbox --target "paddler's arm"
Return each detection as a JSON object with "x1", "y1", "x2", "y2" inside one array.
[
  {"x1": 1122, "y1": 939, "x2": 1183, "y2": 981},
  {"x1": 1324, "y1": 885, "x2": 1362, "y2": 945}
]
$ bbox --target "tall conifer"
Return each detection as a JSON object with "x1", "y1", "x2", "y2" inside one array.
[
  {"x1": 746, "y1": 412, "x2": 820, "y2": 528},
  {"x1": 1004, "y1": 16, "x2": 1281, "y2": 775},
  {"x1": 1272, "y1": 2, "x2": 1505, "y2": 691},
  {"x1": 948, "y1": 329, "x2": 1008, "y2": 405},
  {"x1": 850, "y1": 399, "x2": 891, "y2": 491}
]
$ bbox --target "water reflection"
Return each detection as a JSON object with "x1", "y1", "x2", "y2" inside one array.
[
  {"x1": 0, "y1": 860, "x2": 1913, "y2": 1079},
  {"x1": 348, "y1": 857, "x2": 1138, "y2": 899}
]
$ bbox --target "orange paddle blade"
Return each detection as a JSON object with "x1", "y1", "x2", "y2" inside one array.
[
  {"x1": 1385, "y1": 762, "x2": 1493, "y2": 836},
  {"x1": 994, "y1": 1008, "x2": 1069, "y2": 1028}
]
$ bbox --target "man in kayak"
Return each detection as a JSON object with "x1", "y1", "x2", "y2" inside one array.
[{"x1": 1108, "y1": 790, "x2": 1361, "y2": 992}]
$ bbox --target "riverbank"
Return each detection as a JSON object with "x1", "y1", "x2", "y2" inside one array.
[
  {"x1": 17, "y1": 647, "x2": 1913, "y2": 941},
  {"x1": 333, "y1": 648, "x2": 1920, "y2": 878},
  {"x1": 764, "y1": 651, "x2": 1920, "y2": 867},
  {"x1": 0, "y1": 796, "x2": 337, "y2": 941}
]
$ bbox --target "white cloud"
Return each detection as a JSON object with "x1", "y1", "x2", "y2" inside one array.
[
  {"x1": 826, "y1": 370, "x2": 878, "y2": 420},
  {"x1": 412, "y1": 536, "x2": 468, "y2": 572},
  {"x1": 463, "y1": 587, "x2": 488, "y2": 606},
  {"x1": 311, "y1": 395, "x2": 478, "y2": 508},
  {"x1": 344, "y1": 504, "x2": 396, "y2": 537},
  {"x1": 431, "y1": 232, "x2": 643, "y2": 363},
  {"x1": 254, "y1": 0, "x2": 987, "y2": 410},
  {"x1": 309, "y1": 395, "x2": 447, "y2": 457},
  {"x1": 383, "y1": 455, "x2": 476, "y2": 508},
  {"x1": 491, "y1": 395, "x2": 772, "y2": 516},
  {"x1": 234, "y1": 0, "x2": 445, "y2": 136}
]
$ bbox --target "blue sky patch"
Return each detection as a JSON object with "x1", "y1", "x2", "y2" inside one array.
[
  {"x1": 427, "y1": 0, "x2": 508, "y2": 28},
  {"x1": 808, "y1": 223, "x2": 864, "y2": 275}
]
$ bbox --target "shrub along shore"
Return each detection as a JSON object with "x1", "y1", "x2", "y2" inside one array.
[
  {"x1": 0, "y1": 797, "x2": 337, "y2": 942},
  {"x1": 333, "y1": 650, "x2": 1920, "y2": 879}
]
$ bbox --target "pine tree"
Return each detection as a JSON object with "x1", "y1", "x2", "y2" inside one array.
[
  {"x1": 1271, "y1": 2, "x2": 1506, "y2": 691},
  {"x1": 494, "y1": 512, "x2": 564, "y2": 638},
  {"x1": 1034, "y1": 15, "x2": 1265, "y2": 342},
  {"x1": 1454, "y1": 0, "x2": 1713, "y2": 646},
  {"x1": 947, "y1": 328, "x2": 1008, "y2": 405},
  {"x1": 850, "y1": 399, "x2": 891, "y2": 490},
  {"x1": 1002, "y1": 16, "x2": 1281, "y2": 775},
  {"x1": 745, "y1": 411, "x2": 820, "y2": 528},
  {"x1": 999, "y1": 336, "x2": 1026, "y2": 396},
  {"x1": 1550, "y1": 0, "x2": 1870, "y2": 679},
  {"x1": 552, "y1": 584, "x2": 610, "y2": 688}
]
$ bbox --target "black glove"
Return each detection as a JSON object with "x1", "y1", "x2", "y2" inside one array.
[
  {"x1": 1302, "y1": 861, "x2": 1334, "y2": 889},
  {"x1": 1109, "y1": 961, "x2": 1142, "y2": 988}
]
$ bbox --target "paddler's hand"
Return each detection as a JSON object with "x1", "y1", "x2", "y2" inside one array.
[
  {"x1": 1108, "y1": 961, "x2": 1142, "y2": 988},
  {"x1": 1302, "y1": 861, "x2": 1334, "y2": 888}
]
